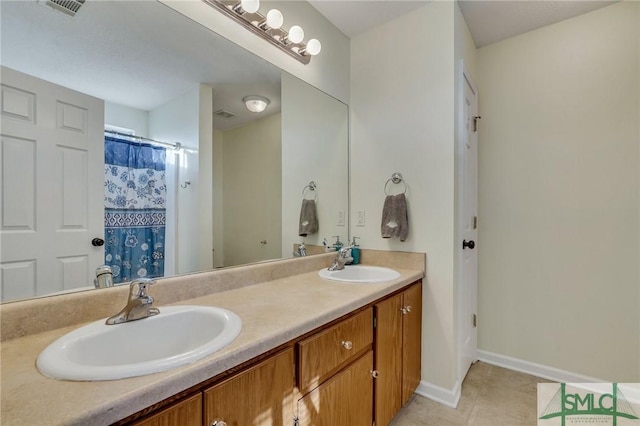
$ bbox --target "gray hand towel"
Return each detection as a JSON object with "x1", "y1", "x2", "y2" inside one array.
[
  {"x1": 381, "y1": 193, "x2": 409, "y2": 241},
  {"x1": 299, "y1": 199, "x2": 319, "y2": 236}
]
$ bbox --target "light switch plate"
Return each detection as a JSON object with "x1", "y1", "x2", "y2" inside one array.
[
  {"x1": 337, "y1": 211, "x2": 345, "y2": 226},
  {"x1": 356, "y1": 210, "x2": 365, "y2": 227}
]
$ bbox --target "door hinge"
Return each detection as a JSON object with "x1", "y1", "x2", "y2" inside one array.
[
  {"x1": 473, "y1": 216, "x2": 477, "y2": 230},
  {"x1": 473, "y1": 116, "x2": 481, "y2": 132},
  {"x1": 373, "y1": 316, "x2": 377, "y2": 328},
  {"x1": 472, "y1": 313, "x2": 477, "y2": 328}
]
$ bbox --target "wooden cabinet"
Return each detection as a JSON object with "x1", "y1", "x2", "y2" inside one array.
[
  {"x1": 203, "y1": 348, "x2": 295, "y2": 426},
  {"x1": 296, "y1": 308, "x2": 374, "y2": 426},
  {"x1": 297, "y1": 351, "x2": 374, "y2": 426},
  {"x1": 374, "y1": 281, "x2": 422, "y2": 426},
  {"x1": 119, "y1": 281, "x2": 422, "y2": 426},
  {"x1": 130, "y1": 394, "x2": 202, "y2": 426}
]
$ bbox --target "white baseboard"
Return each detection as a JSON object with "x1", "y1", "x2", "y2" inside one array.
[
  {"x1": 477, "y1": 350, "x2": 605, "y2": 383},
  {"x1": 415, "y1": 379, "x2": 461, "y2": 408}
]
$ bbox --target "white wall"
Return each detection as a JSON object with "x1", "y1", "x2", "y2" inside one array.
[
  {"x1": 281, "y1": 73, "x2": 349, "y2": 255},
  {"x1": 477, "y1": 1, "x2": 640, "y2": 381},
  {"x1": 160, "y1": 0, "x2": 350, "y2": 104},
  {"x1": 351, "y1": 1, "x2": 458, "y2": 392},
  {"x1": 104, "y1": 102, "x2": 148, "y2": 136},
  {"x1": 221, "y1": 113, "x2": 282, "y2": 266},
  {"x1": 212, "y1": 128, "x2": 225, "y2": 268},
  {"x1": 149, "y1": 85, "x2": 214, "y2": 276}
]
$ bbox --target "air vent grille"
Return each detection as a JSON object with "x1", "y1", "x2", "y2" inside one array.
[
  {"x1": 214, "y1": 109, "x2": 237, "y2": 119},
  {"x1": 46, "y1": 0, "x2": 86, "y2": 16}
]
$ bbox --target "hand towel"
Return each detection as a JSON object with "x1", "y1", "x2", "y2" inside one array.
[
  {"x1": 381, "y1": 193, "x2": 409, "y2": 241},
  {"x1": 299, "y1": 199, "x2": 319, "y2": 236}
]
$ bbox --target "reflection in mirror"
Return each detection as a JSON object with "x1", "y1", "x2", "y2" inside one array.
[{"x1": 0, "y1": 0, "x2": 348, "y2": 303}]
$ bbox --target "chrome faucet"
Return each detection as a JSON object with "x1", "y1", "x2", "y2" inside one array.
[
  {"x1": 105, "y1": 278, "x2": 160, "y2": 325},
  {"x1": 328, "y1": 245, "x2": 354, "y2": 271},
  {"x1": 294, "y1": 242, "x2": 307, "y2": 257}
]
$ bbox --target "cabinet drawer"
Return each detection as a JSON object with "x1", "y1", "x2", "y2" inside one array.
[{"x1": 297, "y1": 308, "x2": 373, "y2": 392}]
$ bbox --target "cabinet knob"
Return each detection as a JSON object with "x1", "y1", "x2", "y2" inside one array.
[
  {"x1": 341, "y1": 340, "x2": 353, "y2": 350},
  {"x1": 400, "y1": 307, "x2": 408, "y2": 315},
  {"x1": 370, "y1": 370, "x2": 380, "y2": 379},
  {"x1": 405, "y1": 305, "x2": 412, "y2": 313},
  {"x1": 211, "y1": 421, "x2": 227, "y2": 426}
]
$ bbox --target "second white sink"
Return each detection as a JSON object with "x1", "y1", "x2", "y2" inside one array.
[
  {"x1": 36, "y1": 305, "x2": 242, "y2": 381},
  {"x1": 318, "y1": 265, "x2": 401, "y2": 283}
]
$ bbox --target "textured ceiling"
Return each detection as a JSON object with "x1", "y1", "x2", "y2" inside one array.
[
  {"x1": 458, "y1": 0, "x2": 619, "y2": 47},
  {"x1": 309, "y1": 0, "x2": 618, "y2": 46},
  {"x1": 0, "y1": 0, "x2": 281, "y2": 130}
]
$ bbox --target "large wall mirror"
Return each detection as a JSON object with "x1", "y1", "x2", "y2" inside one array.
[{"x1": 0, "y1": 0, "x2": 349, "y2": 303}]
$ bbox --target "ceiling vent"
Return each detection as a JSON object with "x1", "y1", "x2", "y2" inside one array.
[
  {"x1": 45, "y1": 0, "x2": 85, "y2": 16},
  {"x1": 214, "y1": 109, "x2": 237, "y2": 119}
]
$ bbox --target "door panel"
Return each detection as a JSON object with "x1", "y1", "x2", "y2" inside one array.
[
  {"x1": 0, "y1": 66, "x2": 104, "y2": 301},
  {"x1": 297, "y1": 351, "x2": 373, "y2": 426},
  {"x1": 460, "y1": 70, "x2": 479, "y2": 377},
  {"x1": 402, "y1": 282, "x2": 422, "y2": 405},
  {"x1": 374, "y1": 294, "x2": 403, "y2": 426}
]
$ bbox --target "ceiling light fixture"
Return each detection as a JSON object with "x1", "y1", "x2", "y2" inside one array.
[
  {"x1": 203, "y1": 0, "x2": 322, "y2": 65},
  {"x1": 243, "y1": 95, "x2": 270, "y2": 113}
]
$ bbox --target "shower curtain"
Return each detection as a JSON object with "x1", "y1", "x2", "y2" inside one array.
[{"x1": 104, "y1": 136, "x2": 167, "y2": 284}]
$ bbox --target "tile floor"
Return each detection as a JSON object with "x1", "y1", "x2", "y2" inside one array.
[{"x1": 391, "y1": 362, "x2": 553, "y2": 426}]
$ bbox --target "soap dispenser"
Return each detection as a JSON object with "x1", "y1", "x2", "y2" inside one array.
[
  {"x1": 350, "y1": 236, "x2": 360, "y2": 265},
  {"x1": 332, "y1": 235, "x2": 343, "y2": 252}
]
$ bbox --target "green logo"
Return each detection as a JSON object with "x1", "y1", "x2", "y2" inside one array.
[{"x1": 539, "y1": 383, "x2": 639, "y2": 425}]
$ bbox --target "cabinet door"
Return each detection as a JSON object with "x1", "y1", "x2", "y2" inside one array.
[
  {"x1": 374, "y1": 294, "x2": 403, "y2": 426},
  {"x1": 402, "y1": 282, "x2": 422, "y2": 406},
  {"x1": 297, "y1": 351, "x2": 373, "y2": 426},
  {"x1": 203, "y1": 348, "x2": 295, "y2": 426},
  {"x1": 131, "y1": 394, "x2": 202, "y2": 426}
]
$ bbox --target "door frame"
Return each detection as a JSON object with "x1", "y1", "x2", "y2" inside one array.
[{"x1": 456, "y1": 61, "x2": 479, "y2": 384}]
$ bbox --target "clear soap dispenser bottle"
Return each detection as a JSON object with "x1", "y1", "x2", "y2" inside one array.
[{"x1": 350, "y1": 236, "x2": 360, "y2": 265}]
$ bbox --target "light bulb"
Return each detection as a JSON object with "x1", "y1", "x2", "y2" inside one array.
[
  {"x1": 306, "y1": 39, "x2": 322, "y2": 56},
  {"x1": 266, "y1": 9, "x2": 283, "y2": 29},
  {"x1": 240, "y1": 0, "x2": 259, "y2": 14},
  {"x1": 287, "y1": 25, "x2": 304, "y2": 44}
]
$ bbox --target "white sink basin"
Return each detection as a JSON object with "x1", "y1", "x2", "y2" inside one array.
[
  {"x1": 36, "y1": 305, "x2": 242, "y2": 381},
  {"x1": 318, "y1": 265, "x2": 401, "y2": 283}
]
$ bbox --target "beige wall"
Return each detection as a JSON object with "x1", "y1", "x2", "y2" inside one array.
[
  {"x1": 477, "y1": 1, "x2": 640, "y2": 381},
  {"x1": 351, "y1": 1, "x2": 458, "y2": 392},
  {"x1": 221, "y1": 113, "x2": 282, "y2": 267},
  {"x1": 281, "y1": 73, "x2": 349, "y2": 255}
]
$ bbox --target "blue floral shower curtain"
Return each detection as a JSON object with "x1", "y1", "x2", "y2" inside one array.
[{"x1": 104, "y1": 136, "x2": 167, "y2": 284}]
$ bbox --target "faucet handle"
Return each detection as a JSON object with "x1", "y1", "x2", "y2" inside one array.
[{"x1": 130, "y1": 278, "x2": 156, "y2": 298}]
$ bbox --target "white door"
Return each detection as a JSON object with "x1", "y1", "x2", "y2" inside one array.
[
  {"x1": 0, "y1": 66, "x2": 104, "y2": 301},
  {"x1": 459, "y1": 69, "x2": 479, "y2": 377}
]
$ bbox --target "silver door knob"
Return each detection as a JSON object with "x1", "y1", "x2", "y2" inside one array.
[
  {"x1": 211, "y1": 420, "x2": 228, "y2": 426},
  {"x1": 371, "y1": 370, "x2": 380, "y2": 378},
  {"x1": 341, "y1": 340, "x2": 353, "y2": 350}
]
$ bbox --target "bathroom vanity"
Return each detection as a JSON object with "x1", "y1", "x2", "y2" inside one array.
[{"x1": 0, "y1": 250, "x2": 425, "y2": 426}]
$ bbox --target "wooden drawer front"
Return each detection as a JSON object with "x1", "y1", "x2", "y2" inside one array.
[
  {"x1": 297, "y1": 351, "x2": 374, "y2": 426},
  {"x1": 203, "y1": 348, "x2": 295, "y2": 426},
  {"x1": 130, "y1": 394, "x2": 202, "y2": 426},
  {"x1": 297, "y1": 308, "x2": 373, "y2": 392}
]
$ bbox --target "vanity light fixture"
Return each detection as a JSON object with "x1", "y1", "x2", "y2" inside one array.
[
  {"x1": 202, "y1": 0, "x2": 322, "y2": 65},
  {"x1": 243, "y1": 95, "x2": 270, "y2": 113}
]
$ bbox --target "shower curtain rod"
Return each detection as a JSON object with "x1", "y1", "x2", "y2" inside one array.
[{"x1": 104, "y1": 129, "x2": 182, "y2": 150}]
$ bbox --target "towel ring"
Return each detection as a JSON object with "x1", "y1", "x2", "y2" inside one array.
[
  {"x1": 384, "y1": 172, "x2": 407, "y2": 195},
  {"x1": 302, "y1": 181, "x2": 318, "y2": 201}
]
